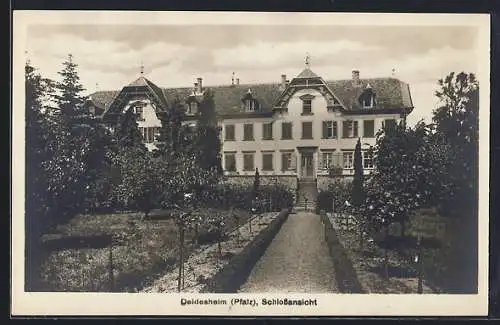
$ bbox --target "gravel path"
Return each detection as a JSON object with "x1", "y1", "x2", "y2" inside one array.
[{"x1": 238, "y1": 211, "x2": 339, "y2": 293}]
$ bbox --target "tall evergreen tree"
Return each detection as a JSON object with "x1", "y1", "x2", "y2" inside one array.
[
  {"x1": 351, "y1": 138, "x2": 364, "y2": 207},
  {"x1": 25, "y1": 61, "x2": 55, "y2": 290},
  {"x1": 196, "y1": 89, "x2": 222, "y2": 175},
  {"x1": 54, "y1": 53, "x2": 86, "y2": 119}
]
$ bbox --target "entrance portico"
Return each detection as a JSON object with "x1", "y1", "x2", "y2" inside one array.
[{"x1": 297, "y1": 146, "x2": 317, "y2": 179}]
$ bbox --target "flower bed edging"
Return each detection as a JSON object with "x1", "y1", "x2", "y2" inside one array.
[
  {"x1": 319, "y1": 211, "x2": 366, "y2": 294},
  {"x1": 201, "y1": 209, "x2": 290, "y2": 293}
]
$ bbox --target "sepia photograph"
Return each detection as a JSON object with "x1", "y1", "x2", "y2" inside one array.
[{"x1": 12, "y1": 11, "x2": 490, "y2": 316}]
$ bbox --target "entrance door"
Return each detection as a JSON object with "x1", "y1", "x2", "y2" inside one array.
[{"x1": 301, "y1": 153, "x2": 314, "y2": 178}]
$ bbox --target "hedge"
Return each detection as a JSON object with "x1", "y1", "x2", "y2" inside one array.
[{"x1": 201, "y1": 209, "x2": 290, "y2": 293}]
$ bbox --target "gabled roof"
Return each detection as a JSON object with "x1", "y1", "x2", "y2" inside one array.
[
  {"x1": 296, "y1": 67, "x2": 320, "y2": 79},
  {"x1": 94, "y1": 74, "x2": 413, "y2": 120}
]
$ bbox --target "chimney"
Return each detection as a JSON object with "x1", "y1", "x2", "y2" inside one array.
[
  {"x1": 352, "y1": 70, "x2": 361, "y2": 86},
  {"x1": 196, "y1": 77, "x2": 203, "y2": 93},
  {"x1": 281, "y1": 74, "x2": 287, "y2": 88},
  {"x1": 236, "y1": 78, "x2": 240, "y2": 86}
]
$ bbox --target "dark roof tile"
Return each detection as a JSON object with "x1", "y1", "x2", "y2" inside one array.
[{"x1": 93, "y1": 76, "x2": 413, "y2": 118}]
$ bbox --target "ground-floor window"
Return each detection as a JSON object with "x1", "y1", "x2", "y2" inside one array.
[
  {"x1": 343, "y1": 151, "x2": 354, "y2": 169},
  {"x1": 363, "y1": 150, "x2": 374, "y2": 169},
  {"x1": 224, "y1": 152, "x2": 236, "y2": 172},
  {"x1": 321, "y1": 151, "x2": 335, "y2": 170},
  {"x1": 262, "y1": 152, "x2": 274, "y2": 171},
  {"x1": 243, "y1": 152, "x2": 255, "y2": 171},
  {"x1": 281, "y1": 151, "x2": 294, "y2": 171}
]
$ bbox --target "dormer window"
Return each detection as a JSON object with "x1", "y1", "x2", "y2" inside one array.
[
  {"x1": 359, "y1": 85, "x2": 376, "y2": 109},
  {"x1": 245, "y1": 99, "x2": 256, "y2": 111},
  {"x1": 242, "y1": 89, "x2": 258, "y2": 112},
  {"x1": 187, "y1": 101, "x2": 198, "y2": 115},
  {"x1": 299, "y1": 94, "x2": 315, "y2": 115}
]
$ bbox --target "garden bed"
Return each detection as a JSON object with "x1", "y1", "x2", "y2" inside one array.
[
  {"x1": 319, "y1": 212, "x2": 364, "y2": 293},
  {"x1": 37, "y1": 208, "x2": 254, "y2": 292},
  {"x1": 141, "y1": 211, "x2": 285, "y2": 293},
  {"x1": 327, "y1": 212, "x2": 440, "y2": 294}
]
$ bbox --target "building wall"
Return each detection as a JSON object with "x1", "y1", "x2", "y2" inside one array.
[{"x1": 221, "y1": 87, "x2": 403, "y2": 178}]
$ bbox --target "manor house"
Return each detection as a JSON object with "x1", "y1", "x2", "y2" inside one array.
[{"x1": 87, "y1": 61, "x2": 413, "y2": 192}]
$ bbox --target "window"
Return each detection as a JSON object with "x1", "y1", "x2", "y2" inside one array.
[
  {"x1": 359, "y1": 88, "x2": 376, "y2": 108},
  {"x1": 342, "y1": 120, "x2": 358, "y2": 138},
  {"x1": 363, "y1": 120, "x2": 375, "y2": 138},
  {"x1": 245, "y1": 99, "x2": 256, "y2": 112},
  {"x1": 262, "y1": 152, "x2": 274, "y2": 171},
  {"x1": 302, "y1": 122, "x2": 313, "y2": 139},
  {"x1": 281, "y1": 152, "x2": 293, "y2": 171},
  {"x1": 384, "y1": 119, "x2": 397, "y2": 131},
  {"x1": 187, "y1": 101, "x2": 198, "y2": 115},
  {"x1": 321, "y1": 151, "x2": 335, "y2": 170},
  {"x1": 322, "y1": 121, "x2": 338, "y2": 139},
  {"x1": 302, "y1": 99, "x2": 312, "y2": 115},
  {"x1": 282, "y1": 122, "x2": 293, "y2": 140},
  {"x1": 362, "y1": 96, "x2": 375, "y2": 108},
  {"x1": 363, "y1": 151, "x2": 374, "y2": 169},
  {"x1": 243, "y1": 124, "x2": 254, "y2": 141},
  {"x1": 141, "y1": 127, "x2": 159, "y2": 143},
  {"x1": 262, "y1": 122, "x2": 273, "y2": 140},
  {"x1": 243, "y1": 152, "x2": 255, "y2": 171},
  {"x1": 134, "y1": 105, "x2": 145, "y2": 121},
  {"x1": 225, "y1": 124, "x2": 235, "y2": 141},
  {"x1": 224, "y1": 153, "x2": 236, "y2": 172},
  {"x1": 343, "y1": 151, "x2": 354, "y2": 169}
]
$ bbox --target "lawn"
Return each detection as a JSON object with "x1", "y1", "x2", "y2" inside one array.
[{"x1": 37, "y1": 208, "x2": 253, "y2": 292}]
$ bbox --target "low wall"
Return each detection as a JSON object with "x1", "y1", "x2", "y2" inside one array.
[
  {"x1": 317, "y1": 175, "x2": 353, "y2": 192},
  {"x1": 225, "y1": 175, "x2": 297, "y2": 190},
  {"x1": 319, "y1": 211, "x2": 365, "y2": 293},
  {"x1": 201, "y1": 209, "x2": 290, "y2": 293}
]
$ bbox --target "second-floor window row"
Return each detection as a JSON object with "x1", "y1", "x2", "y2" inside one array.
[{"x1": 223, "y1": 119, "x2": 395, "y2": 141}]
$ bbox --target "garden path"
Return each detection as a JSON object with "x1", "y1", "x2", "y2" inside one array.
[{"x1": 238, "y1": 211, "x2": 339, "y2": 293}]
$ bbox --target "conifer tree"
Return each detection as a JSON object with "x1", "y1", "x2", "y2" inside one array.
[
  {"x1": 25, "y1": 60, "x2": 55, "y2": 290},
  {"x1": 351, "y1": 138, "x2": 364, "y2": 207},
  {"x1": 54, "y1": 53, "x2": 86, "y2": 119},
  {"x1": 196, "y1": 89, "x2": 222, "y2": 175}
]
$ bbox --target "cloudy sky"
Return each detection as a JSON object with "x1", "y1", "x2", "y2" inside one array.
[{"x1": 26, "y1": 23, "x2": 479, "y2": 126}]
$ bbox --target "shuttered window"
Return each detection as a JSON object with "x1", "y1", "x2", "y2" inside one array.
[
  {"x1": 262, "y1": 122, "x2": 273, "y2": 140},
  {"x1": 322, "y1": 121, "x2": 338, "y2": 139},
  {"x1": 363, "y1": 120, "x2": 375, "y2": 138},
  {"x1": 224, "y1": 153, "x2": 236, "y2": 171},
  {"x1": 243, "y1": 124, "x2": 254, "y2": 141},
  {"x1": 243, "y1": 152, "x2": 255, "y2": 171},
  {"x1": 225, "y1": 124, "x2": 235, "y2": 141},
  {"x1": 282, "y1": 122, "x2": 293, "y2": 140},
  {"x1": 342, "y1": 120, "x2": 358, "y2": 138},
  {"x1": 302, "y1": 122, "x2": 313, "y2": 139},
  {"x1": 262, "y1": 152, "x2": 274, "y2": 171}
]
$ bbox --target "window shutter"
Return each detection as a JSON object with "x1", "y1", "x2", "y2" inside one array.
[
  {"x1": 322, "y1": 122, "x2": 327, "y2": 139},
  {"x1": 290, "y1": 152, "x2": 297, "y2": 170},
  {"x1": 333, "y1": 121, "x2": 338, "y2": 138},
  {"x1": 319, "y1": 153, "x2": 324, "y2": 170},
  {"x1": 354, "y1": 121, "x2": 359, "y2": 137},
  {"x1": 342, "y1": 121, "x2": 348, "y2": 138},
  {"x1": 281, "y1": 153, "x2": 286, "y2": 171}
]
